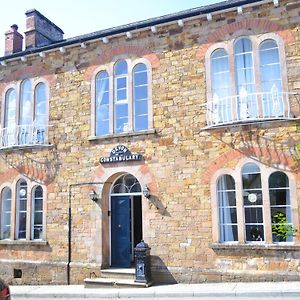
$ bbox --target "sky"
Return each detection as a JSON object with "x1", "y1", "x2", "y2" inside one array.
[{"x1": 0, "y1": 0, "x2": 223, "y2": 55}]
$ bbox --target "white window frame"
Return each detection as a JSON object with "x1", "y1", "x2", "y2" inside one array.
[
  {"x1": 205, "y1": 33, "x2": 289, "y2": 126},
  {"x1": 0, "y1": 177, "x2": 46, "y2": 241},
  {"x1": 1, "y1": 78, "x2": 49, "y2": 147},
  {"x1": 91, "y1": 58, "x2": 153, "y2": 137},
  {"x1": 211, "y1": 159, "x2": 299, "y2": 245}
]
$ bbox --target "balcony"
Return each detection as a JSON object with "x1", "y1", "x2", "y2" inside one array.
[
  {"x1": 205, "y1": 87, "x2": 300, "y2": 129},
  {"x1": 0, "y1": 124, "x2": 49, "y2": 149}
]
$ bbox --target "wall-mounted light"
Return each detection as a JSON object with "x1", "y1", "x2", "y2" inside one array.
[
  {"x1": 89, "y1": 190, "x2": 100, "y2": 202},
  {"x1": 142, "y1": 185, "x2": 151, "y2": 199}
]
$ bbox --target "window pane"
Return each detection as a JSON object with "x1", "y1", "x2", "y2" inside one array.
[
  {"x1": 234, "y1": 38, "x2": 257, "y2": 119},
  {"x1": 269, "y1": 172, "x2": 292, "y2": 243},
  {"x1": 32, "y1": 186, "x2": 43, "y2": 240},
  {"x1": 20, "y1": 80, "x2": 32, "y2": 145},
  {"x1": 220, "y1": 225, "x2": 238, "y2": 242},
  {"x1": 134, "y1": 71, "x2": 147, "y2": 86},
  {"x1": 260, "y1": 39, "x2": 283, "y2": 118},
  {"x1": 235, "y1": 38, "x2": 252, "y2": 54},
  {"x1": 269, "y1": 172, "x2": 289, "y2": 188},
  {"x1": 242, "y1": 163, "x2": 264, "y2": 242},
  {"x1": 245, "y1": 207, "x2": 263, "y2": 223},
  {"x1": 245, "y1": 225, "x2": 264, "y2": 242},
  {"x1": 135, "y1": 86, "x2": 148, "y2": 100},
  {"x1": 115, "y1": 103, "x2": 128, "y2": 133},
  {"x1": 135, "y1": 100, "x2": 148, "y2": 116},
  {"x1": 135, "y1": 116, "x2": 148, "y2": 131},
  {"x1": 1, "y1": 187, "x2": 11, "y2": 239},
  {"x1": 218, "y1": 191, "x2": 236, "y2": 207},
  {"x1": 16, "y1": 181, "x2": 27, "y2": 239},
  {"x1": 96, "y1": 71, "x2": 109, "y2": 136},
  {"x1": 134, "y1": 63, "x2": 149, "y2": 132},
  {"x1": 114, "y1": 60, "x2": 128, "y2": 76},
  {"x1": 111, "y1": 174, "x2": 141, "y2": 194},
  {"x1": 217, "y1": 175, "x2": 237, "y2": 242}
]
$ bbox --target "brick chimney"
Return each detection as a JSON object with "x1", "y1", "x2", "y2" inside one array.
[
  {"x1": 24, "y1": 9, "x2": 64, "y2": 49},
  {"x1": 5, "y1": 24, "x2": 23, "y2": 55}
]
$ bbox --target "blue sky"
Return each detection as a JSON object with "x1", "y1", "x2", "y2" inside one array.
[{"x1": 0, "y1": 0, "x2": 222, "y2": 55}]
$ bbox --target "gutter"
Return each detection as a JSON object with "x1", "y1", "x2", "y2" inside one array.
[{"x1": 0, "y1": 0, "x2": 267, "y2": 62}]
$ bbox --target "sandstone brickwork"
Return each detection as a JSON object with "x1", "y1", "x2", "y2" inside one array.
[{"x1": 0, "y1": 0, "x2": 299, "y2": 284}]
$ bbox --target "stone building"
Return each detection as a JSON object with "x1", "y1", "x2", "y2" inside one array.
[{"x1": 0, "y1": 0, "x2": 299, "y2": 285}]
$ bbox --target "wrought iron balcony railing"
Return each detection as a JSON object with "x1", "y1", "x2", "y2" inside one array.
[
  {"x1": 0, "y1": 124, "x2": 49, "y2": 149},
  {"x1": 205, "y1": 87, "x2": 299, "y2": 129}
]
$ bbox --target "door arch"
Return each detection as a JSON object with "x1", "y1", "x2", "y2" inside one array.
[{"x1": 110, "y1": 173, "x2": 143, "y2": 268}]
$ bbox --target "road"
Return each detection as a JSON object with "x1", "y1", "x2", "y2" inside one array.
[{"x1": 11, "y1": 297, "x2": 300, "y2": 300}]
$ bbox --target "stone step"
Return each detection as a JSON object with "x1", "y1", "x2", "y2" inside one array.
[
  {"x1": 84, "y1": 277, "x2": 152, "y2": 288},
  {"x1": 100, "y1": 268, "x2": 135, "y2": 280}
]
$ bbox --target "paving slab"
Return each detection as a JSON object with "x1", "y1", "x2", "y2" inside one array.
[{"x1": 10, "y1": 281, "x2": 300, "y2": 299}]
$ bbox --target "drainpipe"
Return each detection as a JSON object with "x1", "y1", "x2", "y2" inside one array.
[{"x1": 67, "y1": 182, "x2": 105, "y2": 285}]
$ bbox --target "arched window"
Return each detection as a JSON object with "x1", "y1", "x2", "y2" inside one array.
[
  {"x1": 95, "y1": 71, "x2": 110, "y2": 136},
  {"x1": 16, "y1": 180, "x2": 27, "y2": 239},
  {"x1": 133, "y1": 63, "x2": 148, "y2": 131},
  {"x1": 217, "y1": 175, "x2": 237, "y2": 242},
  {"x1": 211, "y1": 49, "x2": 231, "y2": 123},
  {"x1": 4, "y1": 89, "x2": 16, "y2": 146},
  {"x1": 1, "y1": 187, "x2": 12, "y2": 240},
  {"x1": 19, "y1": 80, "x2": 32, "y2": 144},
  {"x1": 269, "y1": 172, "x2": 293, "y2": 242},
  {"x1": 242, "y1": 163, "x2": 264, "y2": 242},
  {"x1": 32, "y1": 186, "x2": 43, "y2": 240},
  {"x1": 234, "y1": 38, "x2": 257, "y2": 119},
  {"x1": 114, "y1": 60, "x2": 128, "y2": 133},
  {"x1": 260, "y1": 39, "x2": 283, "y2": 117},
  {"x1": 34, "y1": 83, "x2": 47, "y2": 144},
  {"x1": 111, "y1": 174, "x2": 141, "y2": 194}
]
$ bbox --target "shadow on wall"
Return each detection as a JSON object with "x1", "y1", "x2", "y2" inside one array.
[
  {"x1": 0, "y1": 145, "x2": 60, "y2": 184},
  {"x1": 211, "y1": 124, "x2": 300, "y2": 172},
  {"x1": 150, "y1": 255, "x2": 177, "y2": 285},
  {"x1": 147, "y1": 195, "x2": 170, "y2": 217}
]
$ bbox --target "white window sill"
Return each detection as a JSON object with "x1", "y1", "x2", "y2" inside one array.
[
  {"x1": 0, "y1": 239, "x2": 48, "y2": 246},
  {"x1": 88, "y1": 129, "x2": 156, "y2": 141},
  {"x1": 0, "y1": 144, "x2": 53, "y2": 152},
  {"x1": 211, "y1": 242, "x2": 300, "y2": 252}
]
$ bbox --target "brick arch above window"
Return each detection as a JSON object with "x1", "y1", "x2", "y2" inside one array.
[
  {"x1": 201, "y1": 147, "x2": 300, "y2": 186},
  {"x1": 196, "y1": 19, "x2": 294, "y2": 61},
  {"x1": 85, "y1": 45, "x2": 159, "y2": 81}
]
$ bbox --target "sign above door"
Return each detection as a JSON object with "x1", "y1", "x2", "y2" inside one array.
[{"x1": 100, "y1": 145, "x2": 143, "y2": 164}]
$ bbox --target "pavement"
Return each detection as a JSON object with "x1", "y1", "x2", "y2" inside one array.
[{"x1": 10, "y1": 281, "x2": 300, "y2": 299}]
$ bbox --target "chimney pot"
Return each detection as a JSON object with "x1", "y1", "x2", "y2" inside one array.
[
  {"x1": 4, "y1": 24, "x2": 23, "y2": 55},
  {"x1": 11, "y1": 24, "x2": 18, "y2": 31}
]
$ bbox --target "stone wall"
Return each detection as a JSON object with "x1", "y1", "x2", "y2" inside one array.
[{"x1": 0, "y1": 0, "x2": 299, "y2": 284}]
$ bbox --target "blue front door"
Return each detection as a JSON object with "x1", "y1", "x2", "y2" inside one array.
[{"x1": 111, "y1": 196, "x2": 131, "y2": 268}]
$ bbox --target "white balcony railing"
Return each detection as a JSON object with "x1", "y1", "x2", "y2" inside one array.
[
  {"x1": 0, "y1": 124, "x2": 49, "y2": 148},
  {"x1": 206, "y1": 87, "x2": 299, "y2": 128}
]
